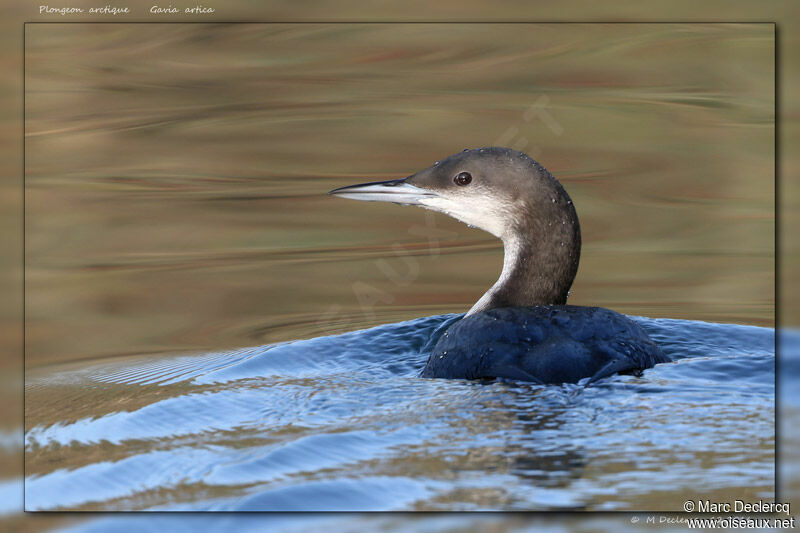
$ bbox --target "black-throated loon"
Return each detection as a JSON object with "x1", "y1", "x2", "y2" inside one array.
[{"x1": 329, "y1": 147, "x2": 668, "y2": 384}]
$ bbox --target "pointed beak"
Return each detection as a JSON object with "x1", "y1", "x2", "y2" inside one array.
[{"x1": 328, "y1": 178, "x2": 439, "y2": 205}]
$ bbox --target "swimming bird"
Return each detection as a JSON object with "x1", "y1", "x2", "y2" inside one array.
[{"x1": 329, "y1": 147, "x2": 668, "y2": 384}]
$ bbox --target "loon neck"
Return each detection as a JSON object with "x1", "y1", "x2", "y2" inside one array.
[{"x1": 467, "y1": 205, "x2": 581, "y2": 316}]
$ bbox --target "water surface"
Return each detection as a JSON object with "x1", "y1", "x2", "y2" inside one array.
[
  {"x1": 24, "y1": 23, "x2": 774, "y2": 366},
  {"x1": 25, "y1": 314, "x2": 774, "y2": 511},
  {"x1": 22, "y1": 23, "x2": 775, "y2": 513}
]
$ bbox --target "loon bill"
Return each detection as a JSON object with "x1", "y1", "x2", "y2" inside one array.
[{"x1": 329, "y1": 147, "x2": 668, "y2": 384}]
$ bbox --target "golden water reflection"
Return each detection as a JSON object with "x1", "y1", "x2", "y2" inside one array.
[{"x1": 25, "y1": 23, "x2": 774, "y2": 367}]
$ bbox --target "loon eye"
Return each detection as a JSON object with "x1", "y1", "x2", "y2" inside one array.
[{"x1": 454, "y1": 171, "x2": 472, "y2": 186}]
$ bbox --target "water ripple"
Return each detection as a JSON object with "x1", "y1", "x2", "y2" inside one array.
[{"x1": 25, "y1": 314, "x2": 775, "y2": 511}]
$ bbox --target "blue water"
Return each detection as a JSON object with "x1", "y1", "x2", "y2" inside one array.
[{"x1": 25, "y1": 314, "x2": 775, "y2": 513}]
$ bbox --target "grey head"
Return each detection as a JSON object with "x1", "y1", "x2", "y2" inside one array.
[{"x1": 329, "y1": 147, "x2": 581, "y2": 315}]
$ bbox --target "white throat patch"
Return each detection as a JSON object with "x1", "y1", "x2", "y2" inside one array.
[{"x1": 419, "y1": 196, "x2": 507, "y2": 239}]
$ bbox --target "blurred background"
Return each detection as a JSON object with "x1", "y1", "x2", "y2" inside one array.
[
  {"x1": 1, "y1": 1, "x2": 797, "y2": 531},
  {"x1": 24, "y1": 23, "x2": 773, "y2": 367}
]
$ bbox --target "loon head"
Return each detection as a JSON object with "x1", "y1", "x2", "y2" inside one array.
[
  {"x1": 330, "y1": 147, "x2": 565, "y2": 239},
  {"x1": 329, "y1": 147, "x2": 581, "y2": 313}
]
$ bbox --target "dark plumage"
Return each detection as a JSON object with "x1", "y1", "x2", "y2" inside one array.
[
  {"x1": 329, "y1": 147, "x2": 669, "y2": 384},
  {"x1": 422, "y1": 306, "x2": 667, "y2": 384}
]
